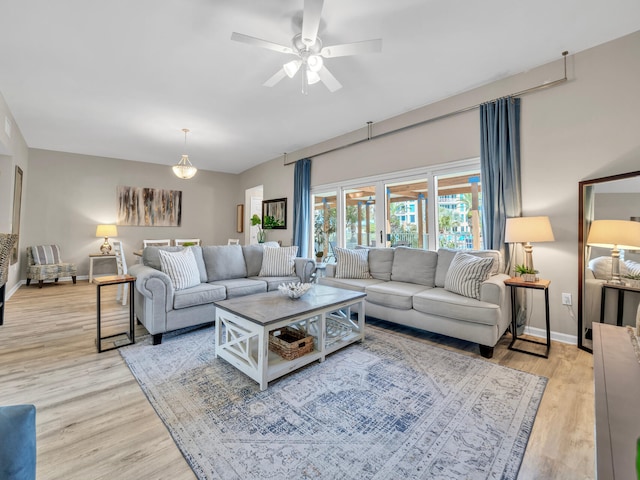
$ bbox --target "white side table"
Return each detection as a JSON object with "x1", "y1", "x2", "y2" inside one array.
[{"x1": 88, "y1": 253, "x2": 117, "y2": 283}]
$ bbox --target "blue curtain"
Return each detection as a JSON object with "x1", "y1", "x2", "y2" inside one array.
[
  {"x1": 480, "y1": 96, "x2": 522, "y2": 263},
  {"x1": 293, "y1": 158, "x2": 311, "y2": 258}
]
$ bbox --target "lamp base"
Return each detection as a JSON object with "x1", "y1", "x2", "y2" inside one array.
[{"x1": 100, "y1": 238, "x2": 112, "y2": 255}]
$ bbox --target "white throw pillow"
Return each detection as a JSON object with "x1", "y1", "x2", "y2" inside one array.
[
  {"x1": 259, "y1": 246, "x2": 298, "y2": 277},
  {"x1": 335, "y1": 247, "x2": 372, "y2": 279},
  {"x1": 444, "y1": 252, "x2": 494, "y2": 300},
  {"x1": 589, "y1": 256, "x2": 629, "y2": 280},
  {"x1": 158, "y1": 247, "x2": 201, "y2": 291}
]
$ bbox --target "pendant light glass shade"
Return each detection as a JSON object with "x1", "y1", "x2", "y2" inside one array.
[{"x1": 173, "y1": 129, "x2": 197, "y2": 179}]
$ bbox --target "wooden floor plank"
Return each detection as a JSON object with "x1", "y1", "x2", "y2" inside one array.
[{"x1": 0, "y1": 281, "x2": 594, "y2": 479}]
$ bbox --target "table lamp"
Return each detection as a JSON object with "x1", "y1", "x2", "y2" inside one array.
[
  {"x1": 586, "y1": 219, "x2": 640, "y2": 284},
  {"x1": 505, "y1": 216, "x2": 555, "y2": 272},
  {"x1": 96, "y1": 224, "x2": 118, "y2": 254}
]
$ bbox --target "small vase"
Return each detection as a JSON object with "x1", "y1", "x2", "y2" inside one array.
[{"x1": 257, "y1": 230, "x2": 265, "y2": 243}]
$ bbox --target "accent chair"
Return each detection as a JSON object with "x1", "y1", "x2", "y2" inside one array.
[{"x1": 26, "y1": 245, "x2": 77, "y2": 288}]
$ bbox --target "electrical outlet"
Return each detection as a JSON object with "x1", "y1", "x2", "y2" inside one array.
[{"x1": 562, "y1": 293, "x2": 572, "y2": 306}]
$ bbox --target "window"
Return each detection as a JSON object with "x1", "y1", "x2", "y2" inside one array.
[
  {"x1": 436, "y1": 171, "x2": 482, "y2": 250},
  {"x1": 310, "y1": 160, "x2": 482, "y2": 254},
  {"x1": 313, "y1": 192, "x2": 337, "y2": 261}
]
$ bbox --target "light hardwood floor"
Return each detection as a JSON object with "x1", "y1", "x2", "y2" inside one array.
[{"x1": 0, "y1": 281, "x2": 594, "y2": 479}]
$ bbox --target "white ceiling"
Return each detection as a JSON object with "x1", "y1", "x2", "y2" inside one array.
[{"x1": 0, "y1": 0, "x2": 638, "y2": 174}]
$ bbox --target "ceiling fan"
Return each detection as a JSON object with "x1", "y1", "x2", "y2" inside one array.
[{"x1": 231, "y1": 0, "x2": 382, "y2": 94}]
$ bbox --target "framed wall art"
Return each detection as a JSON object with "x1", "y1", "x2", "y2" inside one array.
[
  {"x1": 236, "y1": 204, "x2": 244, "y2": 233},
  {"x1": 11, "y1": 166, "x2": 23, "y2": 264},
  {"x1": 262, "y1": 198, "x2": 287, "y2": 229},
  {"x1": 116, "y1": 186, "x2": 182, "y2": 226}
]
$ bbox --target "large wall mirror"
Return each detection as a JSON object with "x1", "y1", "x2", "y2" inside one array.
[{"x1": 578, "y1": 170, "x2": 640, "y2": 352}]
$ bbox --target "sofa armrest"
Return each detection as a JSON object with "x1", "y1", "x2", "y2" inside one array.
[
  {"x1": 129, "y1": 264, "x2": 174, "y2": 312},
  {"x1": 325, "y1": 264, "x2": 336, "y2": 277},
  {"x1": 294, "y1": 258, "x2": 316, "y2": 284},
  {"x1": 480, "y1": 273, "x2": 509, "y2": 306}
]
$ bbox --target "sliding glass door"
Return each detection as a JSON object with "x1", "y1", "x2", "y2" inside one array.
[{"x1": 310, "y1": 161, "x2": 482, "y2": 257}]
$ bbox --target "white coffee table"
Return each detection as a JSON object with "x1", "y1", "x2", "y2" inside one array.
[{"x1": 214, "y1": 285, "x2": 366, "y2": 390}]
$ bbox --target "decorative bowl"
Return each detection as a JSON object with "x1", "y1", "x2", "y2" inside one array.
[{"x1": 278, "y1": 282, "x2": 312, "y2": 299}]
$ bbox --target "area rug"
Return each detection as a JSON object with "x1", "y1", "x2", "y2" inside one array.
[{"x1": 120, "y1": 325, "x2": 547, "y2": 480}]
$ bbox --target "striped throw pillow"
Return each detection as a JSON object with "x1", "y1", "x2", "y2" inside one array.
[
  {"x1": 31, "y1": 245, "x2": 61, "y2": 265},
  {"x1": 259, "y1": 246, "x2": 298, "y2": 277},
  {"x1": 335, "y1": 247, "x2": 372, "y2": 279},
  {"x1": 158, "y1": 247, "x2": 201, "y2": 291},
  {"x1": 444, "y1": 252, "x2": 494, "y2": 300}
]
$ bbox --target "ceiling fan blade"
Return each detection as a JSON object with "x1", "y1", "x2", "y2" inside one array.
[
  {"x1": 321, "y1": 39, "x2": 382, "y2": 58},
  {"x1": 231, "y1": 32, "x2": 294, "y2": 55},
  {"x1": 317, "y1": 66, "x2": 342, "y2": 92},
  {"x1": 263, "y1": 69, "x2": 288, "y2": 87},
  {"x1": 301, "y1": 0, "x2": 324, "y2": 47}
]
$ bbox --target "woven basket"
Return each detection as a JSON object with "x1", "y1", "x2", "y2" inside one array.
[
  {"x1": 269, "y1": 326, "x2": 314, "y2": 360},
  {"x1": 0, "y1": 234, "x2": 18, "y2": 284}
]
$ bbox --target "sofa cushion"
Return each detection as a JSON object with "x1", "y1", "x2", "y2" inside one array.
[
  {"x1": 444, "y1": 252, "x2": 494, "y2": 300},
  {"x1": 158, "y1": 248, "x2": 201, "y2": 291},
  {"x1": 249, "y1": 275, "x2": 302, "y2": 291},
  {"x1": 173, "y1": 283, "x2": 226, "y2": 309},
  {"x1": 211, "y1": 278, "x2": 267, "y2": 298},
  {"x1": 365, "y1": 281, "x2": 431, "y2": 310},
  {"x1": 391, "y1": 247, "x2": 438, "y2": 286},
  {"x1": 259, "y1": 246, "x2": 298, "y2": 277},
  {"x1": 318, "y1": 276, "x2": 384, "y2": 292},
  {"x1": 368, "y1": 248, "x2": 395, "y2": 281},
  {"x1": 242, "y1": 244, "x2": 265, "y2": 277},
  {"x1": 335, "y1": 247, "x2": 372, "y2": 279},
  {"x1": 413, "y1": 288, "x2": 501, "y2": 326},
  {"x1": 435, "y1": 248, "x2": 502, "y2": 287},
  {"x1": 203, "y1": 245, "x2": 248, "y2": 282},
  {"x1": 32, "y1": 245, "x2": 61, "y2": 264}
]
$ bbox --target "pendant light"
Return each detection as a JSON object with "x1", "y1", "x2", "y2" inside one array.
[{"x1": 172, "y1": 128, "x2": 197, "y2": 179}]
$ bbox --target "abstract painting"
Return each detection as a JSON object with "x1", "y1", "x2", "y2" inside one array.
[{"x1": 117, "y1": 186, "x2": 182, "y2": 226}]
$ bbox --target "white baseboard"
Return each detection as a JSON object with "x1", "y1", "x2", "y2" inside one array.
[{"x1": 523, "y1": 325, "x2": 577, "y2": 345}]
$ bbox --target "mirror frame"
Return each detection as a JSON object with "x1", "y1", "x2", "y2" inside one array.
[{"x1": 578, "y1": 170, "x2": 640, "y2": 352}]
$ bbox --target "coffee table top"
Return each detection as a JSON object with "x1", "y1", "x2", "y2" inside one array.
[{"x1": 214, "y1": 284, "x2": 365, "y2": 326}]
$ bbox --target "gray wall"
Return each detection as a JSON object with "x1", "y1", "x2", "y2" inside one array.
[
  {"x1": 239, "y1": 31, "x2": 640, "y2": 340},
  {"x1": 22, "y1": 149, "x2": 241, "y2": 278},
  {"x1": 0, "y1": 90, "x2": 29, "y2": 292}
]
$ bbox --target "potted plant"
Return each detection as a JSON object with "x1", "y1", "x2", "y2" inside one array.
[
  {"x1": 315, "y1": 250, "x2": 324, "y2": 262},
  {"x1": 623, "y1": 273, "x2": 640, "y2": 288},
  {"x1": 251, "y1": 214, "x2": 266, "y2": 243},
  {"x1": 515, "y1": 264, "x2": 538, "y2": 282}
]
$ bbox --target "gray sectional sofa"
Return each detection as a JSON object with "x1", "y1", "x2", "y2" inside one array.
[
  {"x1": 318, "y1": 247, "x2": 511, "y2": 358},
  {"x1": 129, "y1": 244, "x2": 315, "y2": 344}
]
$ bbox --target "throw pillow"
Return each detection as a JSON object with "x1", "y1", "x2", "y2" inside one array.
[
  {"x1": 158, "y1": 247, "x2": 201, "y2": 291},
  {"x1": 31, "y1": 245, "x2": 61, "y2": 265},
  {"x1": 259, "y1": 246, "x2": 298, "y2": 277},
  {"x1": 589, "y1": 256, "x2": 629, "y2": 280},
  {"x1": 335, "y1": 247, "x2": 372, "y2": 279},
  {"x1": 444, "y1": 252, "x2": 494, "y2": 300}
]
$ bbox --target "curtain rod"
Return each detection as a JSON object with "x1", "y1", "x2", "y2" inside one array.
[{"x1": 283, "y1": 51, "x2": 569, "y2": 165}]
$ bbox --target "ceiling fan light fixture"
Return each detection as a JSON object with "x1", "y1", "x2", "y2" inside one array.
[
  {"x1": 283, "y1": 59, "x2": 302, "y2": 78},
  {"x1": 172, "y1": 129, "x2": 197, "y2": 179},
  {"x1": 307, "y1": 54, "x2": 323, "y2": 72},
  {"x1": 307, "y1": 69, "x2": 321, "y2": 85}
]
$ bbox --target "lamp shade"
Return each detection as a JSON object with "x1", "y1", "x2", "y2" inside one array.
[
  {"x1": 586, "y1": 219, "x2": 640, "y2": 250},
  {"x1": 504, "y1": 216, "x2": 555, "y2": 243},
  {"x1": 96, "y1": 224, "x2": 118, "y2": 238}
]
